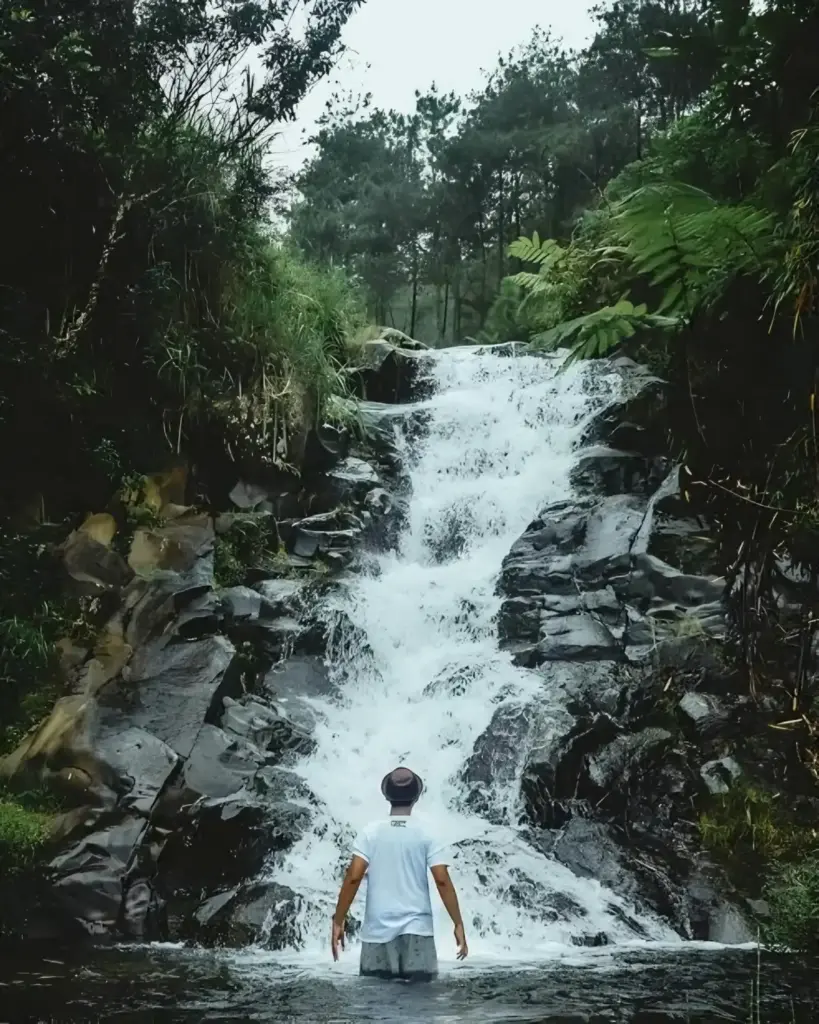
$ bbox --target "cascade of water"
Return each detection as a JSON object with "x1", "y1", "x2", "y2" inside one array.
[{"x1": 270, "y1": 346, "x2": 679, "y2": 959}]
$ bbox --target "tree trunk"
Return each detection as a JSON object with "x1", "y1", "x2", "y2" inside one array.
[
  {"x1": 409, "y1": 242, "x2": 419, "y2": 339},
  {"x1": 497, "y1": 168, "x2": 506, "y2": 284},
  {"x1": 636, "y1": 93, "x2": 643, "y2": 161},
  {"x1": 452, "y1": 264, "x2": 461, "y2": 345}
]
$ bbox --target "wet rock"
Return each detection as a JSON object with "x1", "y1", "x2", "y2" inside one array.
[
  {"x1": 0, "y1": 694, "x2": 104, "y2": 787},
  {"x1": 512, "y1": 613, "x2": 620, "y2": 666},
  {"x1": 700, "y1": 757, "x2": 743, "y2": 795},
  {"x1": 251, "y1": 578, "x2": 304, "y2": 616},
  {"x1": 97, "y1": 635, "x2": 236, "y2": 759},
  {"x1": 262, "y1": 655, "x2": 334, "y2": 702},
  {"x1": 219, "y1": 585, "x2": 263, "y2": 621},
  {"x1": 123, "y1": 573, "x2": 213, "y2": 649},
  {"x1": 473, "y1": 341, "x2": 530, "y2": 357},
  {"x1": 587, "y1": 727, "x2": 674, "y2": 792},
  {"x1": 572, "y1": 446, "x2": 667, "y2": 497},
  {"x1": 222, "y1": 691, "x2": 315, "y2": 763},
  {"x1": 462, "y1": 704, "x2": 534, "y2": 822},
  {"x1": 351, "y1": 340, "x2": 431, "y2": 404},
  {"x1": 288, "y1": 509, "x2": 365, "y2": 566},
  {"x1": 121, "y1": 876, "x2": 166, "y2": 939},
  {"x1": 60, "y1": 528, "x2": 133, "y2": 593},
  {"x1": 678, "y1": 691, "x2": 732, "y2": 737},
  {"x1": 302, "y1": 422, "x2": 350, "y2": 476},
  {"x1": 168, "y1": 724, "x2": 266, "y2": 806},
  {"x1": 128, "y1": 512, "x2": 214, "y2": 590},
  {"x1": 532, "y1": 818, "x2": 674, "y2": 922},
  {"x1": 94, "y1": 726, "x2": 179, "y2": 816},
  {"x1": 226, "y1": 656, "x2": 335, "y2": 762},
  {"x1": 50, "y1": 817, "x2": 148, "y2": 936},
  {"x1": 583, "y1": 369, "x2": 669, "y2": 457},
  {"x1": 172, "y1": 591, "x2": 224, "y2": 640},
  {"x1": 378, "y1": 327, "x2": 429, "y2": 350},
  {"x1": 221, "y1": 697, "x2": 281, "y2": 749},
  {"x1": 157, "y1": 754, "x2": 314, "y2": 926},
  {"x1": 423, "y1": 664, "x2": 479, "y2": 698},
  {"x1": 229, "y1": 479, "x2": 272, "y2": 511},
  {"x1": 324, "y1": 457, "x2": 381, "y2": 502},
  {"x1": 685, "y1": 866, "x2": 755, "y2": 943},
  {"x1": 522, "y1": 712, "x2": 618, "y2": 827},
  {"x1": 193, "y1": 881, "x2": 306, "y2": 948}
]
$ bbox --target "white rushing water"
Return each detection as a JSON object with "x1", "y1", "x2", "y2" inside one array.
[{"x1": 271, "y1": 346, "x2": 678, "y2": 961}]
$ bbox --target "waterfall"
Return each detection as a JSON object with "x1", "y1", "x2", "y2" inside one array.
[{"x1": 270, "y1": 346, "x2": 678, "y2": 959}]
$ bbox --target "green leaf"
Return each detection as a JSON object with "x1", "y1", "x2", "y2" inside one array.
[{"x1": 658, "y1": 280, "x2": 684, "y2": 313}]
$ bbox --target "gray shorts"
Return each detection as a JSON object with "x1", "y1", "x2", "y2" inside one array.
[{"x1": 359, "y1": 933, "x2": 438, "y2": 981}]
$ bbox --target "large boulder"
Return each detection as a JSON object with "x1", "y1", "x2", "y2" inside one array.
[
  {"x1": 499, "y1": 485, "x2": 728, "y2": 671},
  {"x1": 48, "y1": 816, "x2": 152, "y2": 938},
  {"x1": 192, "y1": 880, "x2": 308, "y2": 948},
  {"x1": 350, "y1": 340, "x2": 432, "y2": 404},
  {"x1": 154, "y1": 723, "x2": 316, "y2": 937},
  {"x1": 97, "y1": 635, "x2": 236, "y2": 759}
]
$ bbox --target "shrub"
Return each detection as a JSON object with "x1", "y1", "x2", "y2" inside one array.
[
  {"x1": 764, "y1": 857, "x2": 819, "y2": 953},
  {"x1": 0, "y1": 800, "x2": 50, "y2": 874}
]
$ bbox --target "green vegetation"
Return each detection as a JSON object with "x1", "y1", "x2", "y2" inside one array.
[
  {"x1": 0, "y1": 798, "x2": 51, "y2": 874},
  {"x1": 764, "y1": 857, "x2": 819, "y2": 953},
  {"x1": 0, "y1": 527, "x2": 78, "y2": 757},
  {"x1": 0, "y1": 0, "x2": 365, "y2": 526},
  {"x1": 699, "y1": 781, "x2": 819, "y2": 951},
  {"x1": 699, "y1": 785, "x2": 818, "y2": 866},
  {"x1": 213, "y1": 515, "x2": 281, "y2": 589}
]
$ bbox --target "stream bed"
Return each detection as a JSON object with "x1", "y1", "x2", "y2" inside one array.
[{"x1": 2, "y1": 944, "x2": 817, "y2": 1023}]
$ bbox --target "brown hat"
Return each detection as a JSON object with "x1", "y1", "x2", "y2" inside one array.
[{"x1": 381, "y1": 766, "x2": 424, "y2": 804}]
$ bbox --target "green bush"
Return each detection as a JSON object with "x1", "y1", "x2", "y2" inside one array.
[
  {"x1": 0, "y1": 800, "x2": 50, "y2": 874},
  {"x1": 0, "y1": 526, "x2": 75, "y2": 756},
  {"x1": 698, "y1": 785, "x2": 814, "y2": 864},
  {"x1": 764, "y1": 857, "x2": 819, "y2": 953}
]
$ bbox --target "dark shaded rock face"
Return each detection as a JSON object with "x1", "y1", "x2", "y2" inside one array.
[
  {"x1": 192, "y1": 880, "x2": 309, "y2": 948},
  {"x1": 471, "y1": 361, "x2": 761, "y2": 941},
  {"x1": 348, "y1": 339, "x2": 433, "y2": 404}
]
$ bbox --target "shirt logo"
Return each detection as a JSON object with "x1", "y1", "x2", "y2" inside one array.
[{"x1": 390, "y1": 820, "x2": 407, "y2": 827}]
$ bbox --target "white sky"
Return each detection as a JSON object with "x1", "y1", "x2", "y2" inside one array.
[{"x1": 269, "y1": 0, "x2": 597, "y2": 174}]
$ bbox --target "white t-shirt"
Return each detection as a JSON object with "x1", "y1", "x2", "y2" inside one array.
[{"x1": 353, "y1": 816, "x2": 449, "y2": 944}]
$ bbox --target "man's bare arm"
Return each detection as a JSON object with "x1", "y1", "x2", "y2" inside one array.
[
  {"x1": 333, "y1": 854, "x2": 368, "y2": 926},
  {"x1": 430, "y1": 864, "x2": 468, "y2": 960}
]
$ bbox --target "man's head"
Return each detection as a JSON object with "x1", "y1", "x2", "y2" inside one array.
[{"x1": 381, "y1": 766, "x2": 424, "y2": 810}]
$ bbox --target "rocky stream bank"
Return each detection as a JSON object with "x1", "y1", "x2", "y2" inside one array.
[{"x1": 1, "y1": 338, "x2": 815, "y2": 952}]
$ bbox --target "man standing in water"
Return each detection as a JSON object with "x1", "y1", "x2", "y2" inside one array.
[{"x1": 330, "y1": 767, "x2": 469, "y2": 979}]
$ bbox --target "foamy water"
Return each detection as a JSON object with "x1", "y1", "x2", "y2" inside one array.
[{"x1": 269, "y1": 346, "x2": 679, "y2": 959}]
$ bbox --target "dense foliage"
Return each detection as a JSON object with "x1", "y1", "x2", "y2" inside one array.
[
  {"x1": 290, "y1": 1, "x2": 730, "y2": 340},
  {"x1": 0, "y1": 0, "x2": 365, "y2": 524}
]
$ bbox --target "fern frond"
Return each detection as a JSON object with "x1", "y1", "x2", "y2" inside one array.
[
  {"x1": 612, "y1": 182, "x2": 779, "y2": 317},
  {"x1": 532, "y1": 299, "x2": 680, "y2": 364},
  {"x1": 507, "y1": 234, "x2": 563, "y2": 266},
  {"x1": 508, "y1": 271, "x2": 547, "y2": 292}
]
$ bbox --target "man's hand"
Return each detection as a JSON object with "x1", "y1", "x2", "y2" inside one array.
[
  {"x1": 330, "y1": 856, "x2": 367, "y2": 962},
  {"x1": 454, "y1": 923, "x2": 468, "y2": 960},
  {"x1": 331, "y1": 919, "x2": 345, "y2": 961}
]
